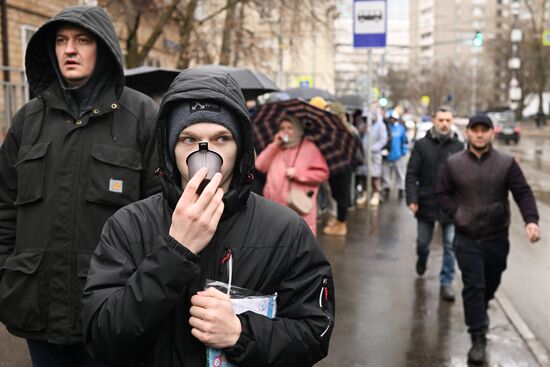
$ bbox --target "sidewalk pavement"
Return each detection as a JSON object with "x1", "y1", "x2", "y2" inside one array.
[
  {"x1": 0, "y1": 196, "x2": 547, "y2": 367},
  {"x1": 520, "y1": 120, "x2": 550, "y2": 138},
  {"x1": 316, "y1": 196, "x2": 545, "y2": 366}
]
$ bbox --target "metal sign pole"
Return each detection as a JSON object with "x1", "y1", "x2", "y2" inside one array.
[
  {"x1": 366, "y1": 49, "x2": 373, "y2": 204},
  {"x1": 353, "y1": 0, "x2": 386, "y2": 206}
]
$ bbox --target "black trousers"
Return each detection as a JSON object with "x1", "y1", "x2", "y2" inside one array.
[
  {"x1": 454, "y1": 232, "x2": 509, "y2": 334},
  {"x1": 329, "y1": 168, "x2": 352, "y2": 222}
]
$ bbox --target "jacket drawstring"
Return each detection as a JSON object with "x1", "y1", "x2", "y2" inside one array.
[{"x1": 220, "y1": 248, "x2": 233, "y2": 296}]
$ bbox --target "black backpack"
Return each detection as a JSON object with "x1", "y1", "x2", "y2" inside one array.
[{"x1": 383, "y1": 118, "x2": 393, "y2": 151}]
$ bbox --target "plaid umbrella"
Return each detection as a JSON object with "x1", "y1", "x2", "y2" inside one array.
[{"x1": 252, "y1": 99, "x2": 357, "y2": 175}]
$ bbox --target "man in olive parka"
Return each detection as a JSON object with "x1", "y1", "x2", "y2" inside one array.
[
  {"x1": 0, "y1": 6, "x2": 159, "y2": 365},
  {"x1": 82, "y1": 67, "x2": 335, "y2": 366}
]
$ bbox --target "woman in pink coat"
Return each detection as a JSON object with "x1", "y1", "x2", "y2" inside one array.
[{"x1": 256, "y1": 116, "x2": 329, "y2": 235}]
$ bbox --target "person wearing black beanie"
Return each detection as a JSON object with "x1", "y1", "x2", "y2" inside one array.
[{"x1": 82, "y1": 67, "x2": 335, "y2": 367}]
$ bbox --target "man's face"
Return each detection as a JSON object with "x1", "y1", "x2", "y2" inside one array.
[
  {"x1": 466, "y1": 124, "x2": 494, "y2": 151},
  {"x1": 175, "y1": 122, "x2": 237, "y2": 192},
  {"x1": 55, "y1": 25, "x2": 97, "y2": 87},
  {"x1": 433, "y1": 111, "x2": 453, "y2": 135}
]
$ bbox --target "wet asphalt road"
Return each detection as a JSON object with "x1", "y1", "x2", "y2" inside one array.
[
  {"x1": 494, "y1": 134, "x2": 550, "y2": 357},
  {"x1": 316, "y1": 194, "x2": 539, "y2": 367},
  {"x1": 1, "y1": 133, "x2": 547, "y2": 366}
]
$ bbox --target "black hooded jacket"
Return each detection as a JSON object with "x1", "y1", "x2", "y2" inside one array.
[
  {"x1": 82, "y1": 68, "x2": 335, "y2": 367},
  {"x1": 0, "y1": 6, "x2": 159, "y2": 344}
]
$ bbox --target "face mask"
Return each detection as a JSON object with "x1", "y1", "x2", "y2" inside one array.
[{"x1": 186, "y1": 142, "x2": 223, "y2": 194}]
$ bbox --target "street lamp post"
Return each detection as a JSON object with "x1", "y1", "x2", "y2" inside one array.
[
  {"x1": 471, "y1": 31, "x2": 484, "y2": 115},
  {"x1": 508, "y1": 0, "x2": 522, "y2": 117}
]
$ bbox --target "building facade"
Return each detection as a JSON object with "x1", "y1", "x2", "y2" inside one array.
[{"x1": 409, "y1": 0, "x2": 518, "y2": 114}]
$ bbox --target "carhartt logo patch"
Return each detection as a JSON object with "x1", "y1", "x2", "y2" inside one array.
[
  {"x1": 109, "y1": 179, "x2": 123, "y2": 193},
  {"x1": 190, "y1": 101, "x2": 220, "y2": 113}
]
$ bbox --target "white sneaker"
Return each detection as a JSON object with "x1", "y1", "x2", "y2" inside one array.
[
  {"x1": 369, "y1": 192, "x2": 380, "y2": 207},
  {"x1": 356, "y1": 194, "x2": 367, "y2": 206}
]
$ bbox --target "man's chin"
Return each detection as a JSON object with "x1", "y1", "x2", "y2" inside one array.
[
  {"x1": 64, "y1": 75, "x2": 88, "y2": 88},
  {"x1": 471, "y1": 143, "x2": 488, "y2": 151}
]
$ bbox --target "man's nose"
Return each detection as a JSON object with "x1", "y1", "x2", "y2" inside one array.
[{"x1": 64, "y1": 39, "x2": 77, "y2": 55}]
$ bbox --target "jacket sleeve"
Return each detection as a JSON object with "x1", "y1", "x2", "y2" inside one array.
[
  {"x1": 507, "y1": 159, "x2": 539, "y2": 225},
  {"x1": 405, "y1": 144, "x2": 421, "y2": 205},
  {"x1": 137, "y1": 97, "x2": 161, "y2": 199},
  {"x1": 401, "y1": 126, "x2": 409, "y2": 155},
  {"x1": 225, "y1": 220, "x2": 334, "y2": 367},
  {"x1": 292, "y1": 144, "x2": 329, "y2": 186},
  {"x1": 0, "y1": 112, "x2": 23, "y2": 267},
  {"x1": 436, "y1": 160, "x2": 458, "y2": 217},
  {"x1": 82, "y1": 214, "x2": 201, "y2": 364},
  {"x1": 371, "y1": 122, "x2": 388, "y2": 152},
  {"x1": 255, "y1": 143, "x2": 281, "y2": 173}
]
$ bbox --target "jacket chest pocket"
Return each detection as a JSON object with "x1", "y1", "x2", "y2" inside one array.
[
  {"x1": 86, "y1": 143, "x2": 142, "y2": 206},
  {"x1": 14, "y1": 141, "x2": 51, "y2": 206}
]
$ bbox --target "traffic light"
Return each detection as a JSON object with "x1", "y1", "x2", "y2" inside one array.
[{"x1": 473, "y1": 31, "x2": 484, "y2": 47}]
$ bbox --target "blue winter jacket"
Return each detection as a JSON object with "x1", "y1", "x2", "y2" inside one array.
[{"x1": 386, "y1": 122, "x2": 408, "y2": 162}]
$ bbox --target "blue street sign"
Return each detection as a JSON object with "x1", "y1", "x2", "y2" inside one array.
[{"x1": 353, "y1": 0, "x2": 387, "y2": 48}]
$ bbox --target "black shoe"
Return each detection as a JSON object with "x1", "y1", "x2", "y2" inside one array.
[
  {"x1": 440, "y1": 284, "x2": 455, "y2": 302},
  {"x1": 467, "y1": 333, "x2": 486, "y2": 365},
  {"x1": 398, "y1": 189, "x2": 404, "y2": 199},
  {"x1": 382, "y1": 189, "x2": 389, "y2": 200},
  {"x1": 416, "y1": 258, "x2": 426, "y2": 276}
]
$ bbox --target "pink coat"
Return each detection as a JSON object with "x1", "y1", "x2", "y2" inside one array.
[{"x1": 256, "y1": 139, "x2": 329, "y2": 235}]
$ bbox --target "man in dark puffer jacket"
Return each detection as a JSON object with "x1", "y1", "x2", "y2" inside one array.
[
  {"x1": 437, "y1": 114, "x2": 540, "y2": 365},
  {"x1": 82, "y1": 67, "x2": 335, "y2": 367}
]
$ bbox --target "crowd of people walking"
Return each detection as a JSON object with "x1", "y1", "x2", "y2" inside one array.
[{"x1": 0, "y1": 4, "x2": 543, "y2": 367}]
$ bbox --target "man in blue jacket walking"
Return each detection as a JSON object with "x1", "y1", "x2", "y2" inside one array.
[{"x1": 382, "y1": 109, "x2": 408, "y2": 199}]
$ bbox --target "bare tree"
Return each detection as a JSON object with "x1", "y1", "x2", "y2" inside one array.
[
  {"x1": 175, "y1": 0, "x2": 199, "y2": 69},
  {"x1": 101, "y1": 0, "x2": 183, "y2": 68},
  {"x1": 523, "y1": 0, "x2": 549, "y2": 124}
]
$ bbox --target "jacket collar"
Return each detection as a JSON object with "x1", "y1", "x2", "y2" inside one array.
[{"x1": 466, "y1": 144, "x2": 493, "y2": 161}]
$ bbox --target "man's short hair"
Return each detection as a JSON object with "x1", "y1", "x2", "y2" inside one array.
[{"x1": 433, "y1": 106, "x2": 453, "y2": 117}]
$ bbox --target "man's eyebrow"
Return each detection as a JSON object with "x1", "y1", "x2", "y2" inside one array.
[{"x1": 56, "y1": 31, "x2": 93, "y2": 38}]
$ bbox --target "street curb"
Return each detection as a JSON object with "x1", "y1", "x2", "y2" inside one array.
[{"x1": 496, "y1": 291, "x2": 550, "y2": 367}]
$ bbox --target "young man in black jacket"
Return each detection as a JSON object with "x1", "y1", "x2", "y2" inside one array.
[
  {"x1": 405, "y1": 106, "x2": 464, "y2": 302},
  {"x1": 0, "y1": 6, "x2": 159, "y2": 366},
  {"x1": 81, "y1": 67, "x2": 335, "y2": 367},
  {"x1": 437, "y1": 114, "x2": 540, "y2": 365}
]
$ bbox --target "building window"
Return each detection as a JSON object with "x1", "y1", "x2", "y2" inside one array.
[
  {"x1": 473, "y1": 7, "x2": 484, "y2": 17},
  {"x1": 146, "y1": 57, "x2": 160, "y2": 68},
  {"x1": 421, "y1": 32, "x2": 432, "y2": 39}
]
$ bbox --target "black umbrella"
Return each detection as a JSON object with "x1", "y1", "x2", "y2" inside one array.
[
  {"x1": 336, "y1": 94, "x2": 364, "y2": 111},
  {"x1": 283, "y1": 86, "x2": 335, "y2": 101},
  {"x1": 200, "y1": 64, "x2": 279, "y2": 101},
  {"x1": 124, "y1": 66, "x2": 182, "y2": 100}
]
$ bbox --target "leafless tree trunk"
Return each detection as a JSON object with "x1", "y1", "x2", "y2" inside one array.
[
  {"x1": 523, "y1": 0, "x2": 549, "y2": 124},
  {"x1": 121, "y1": 0, "x2": 183, "y2": 68},
  {"x1": 176, "y1": 0, "x2": 199, "y2": 69},
  {"x1": 219, "y1": 0, "x2": 239, "y2": 65}
]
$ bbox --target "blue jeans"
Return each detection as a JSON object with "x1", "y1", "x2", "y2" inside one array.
[
  {"x1": 26, "y1": 339, "x2": 107, "y2": 367},
  {"x1": 416, "y1": 219, "x2": 455, "y2": 285}
]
